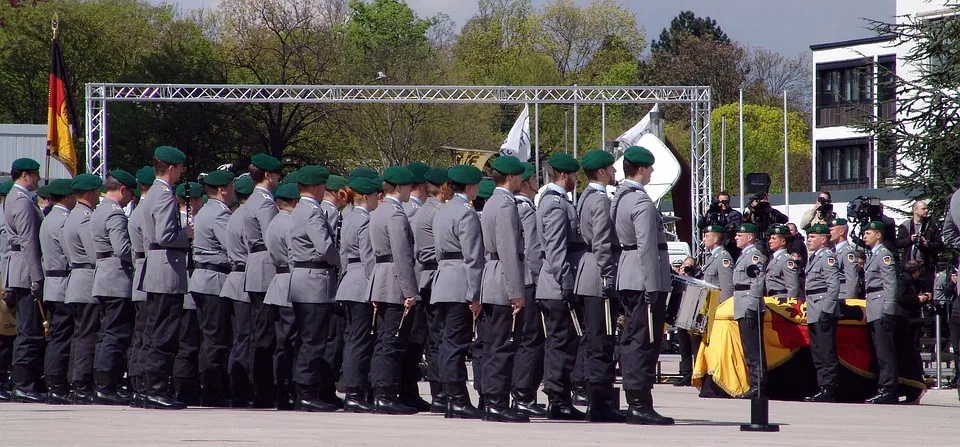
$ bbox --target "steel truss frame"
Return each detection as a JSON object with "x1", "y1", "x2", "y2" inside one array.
[{"x1": 85, "y1": 83, "x2": 712, "y2": 250}]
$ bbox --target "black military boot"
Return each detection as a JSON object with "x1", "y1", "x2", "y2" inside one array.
[
  {"x1": 804, "y1": 388, "x2": 836, "y2": 403},
  {"x1": 443, "y1": 382, "x2": 483, "y2": 419},
  {"x1": 319, "y1": 385, "x2": 344, "y2": 409},
  {"x1": 865, "y1": 387, "x2": 897, "y2": 405},
  {"x1": 572, "y1": 382, "x2": 589, "y2": 406},
  {"x1": 343, "y1": 389, "x2": 375, "y2": 413},
  {"x1": 625, "y1": 390, "x2": 674, "y2": 425},
  {"x1": 128, "y1": 376, "x2": 144, "y2": 408},
  {"x1": 70, "y1": 382, "x2": 96, "y2": 405},
  {"x1": 46, "y1": 376, "x2": 72, "y2": 405},
  {"x1": 200, "y1": 370, "x2": 231, "y2": 408},
  {"x1": 483, "y1": 394, "x2": 530, "y2": 423},
  {"x1": 429, "y1": 381, "x2": 447, "y2": 414},
  {"x1": 144, "y1": 375, "x2": 186, "y2": 410},
  {"x1": 374, "y1": 387, "x2": 418, "y2": 415},
  {"x1": 400, "y1": 380, "x2": 431, "y2": 412},
  {"x1": 252, "y1": 380, "x2": 277, "y2": 409},
  {"x1": 294, "y1": 385, "x2": 338, "y2": 412},
  {"x1": 546, "y1": 392, "x2": 586, "y2": 421},
  {"x1": 511, "y1": 388, "x2": 547, "y2": 418},
  {"x1": 230, "y1": 372, "x2": 251, "y2": 408},
  {"x1": 275, "y1": 379, "x2": 296, "y2": 411},
  {"x1": 95, "y1": 372, "x2": 130, "y2": 406},
  {"x1": 585, "y1": 383, "x2": 626, "y2": 423},
  {"x1": 0, "y1": 371, "x2": 10, "y2": 402},
  {"x1": 174, "y1": 378, "x2": 202, "y2": 407}
]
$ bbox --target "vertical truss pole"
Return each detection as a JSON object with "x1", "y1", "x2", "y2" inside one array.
[
  {"x1": 534, "y1": 103, "x2": 540, "y2": 186},
  {"x1": 601, "y1": 103, "x2": 606, "y2": 148},
  {"x1": 689, "y1": 88, "x2": 713, "y2": 256},
  {"x1": 85, "y1": 84, "x2": 108, "y2": 179},
  {"x1": 573, "y1": 86, "x2": 579, "y2": 204}
]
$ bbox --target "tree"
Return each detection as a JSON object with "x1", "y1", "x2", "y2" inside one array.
[
  {"x1": 744, "y1": 47, "x2": 811, "y2": 114},
  {"x1": 646, "y1": 32, "x2": 749, "y2": 106},
  {"x1": 650, "y1": 10, "x2": 730, "y2": 55}
]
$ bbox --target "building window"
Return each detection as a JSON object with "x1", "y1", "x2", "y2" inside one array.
[
  {"x1": 818, "y1": 140, "x2": 871, "y2": 189},
  {"x1": 816, "y1": 62, "x2": 876, "y2": 127}
]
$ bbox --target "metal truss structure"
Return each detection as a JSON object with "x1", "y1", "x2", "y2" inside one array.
[{"x1": 85, "y1": 83, "x2": 712, "y2": 250}]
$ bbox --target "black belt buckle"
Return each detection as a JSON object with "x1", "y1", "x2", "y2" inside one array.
[
  {"x1": 439, "y1": 252, "x2": 463, "y2": 261},
  {"x1": 275, "y1": 266, "x2": 291, "y2": 274},
  {"x1": 250, "y1": 244, "x2": 267, "y2": 254}
]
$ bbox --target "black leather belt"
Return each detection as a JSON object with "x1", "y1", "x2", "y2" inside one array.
[
  {"x1": 376, "y1": 255, "x2": 394, "y2": 263},
  {"x1": 734, "y1": 285, "x2": 751, "y2": 291},
  {"x1": 806, "y1": 288, "x2": 827, "y2": 295},
  {"x1": 838, "y1": 279, "x2": 846, "y2": 284},
  {"x1": 293, "y1": 261, "x2": 335, "y2": 270},
  {"x1": 70, "y1": 262, "x2": 95, "y2": 270},
  {"x1": 421, "y1": 261, "x2": 437, "y2": 270},
  {"x1": 568, "y1": 242, "x2": 588, "y2": 252},
  {"x1": 232, "y1": 263, "x2": 246, "y2": 272},
  {"x1": 276, "y1": 266, "x2": 290, "y2": 274},
  {"x1": 866, "y1": 286, "x2": 883, "y2": 294},
  {"x1": 95, "y1": 252, "x2": 115, "y2": 260},
  {"x1": 149, "y1": 243, "x2": 187, "y2": 252},
  {"x1": 250, "y1": 244, "x2": 267, "y2": 253},
  {"x1": 133, "y1": 251, "x2": 145, "y2": 260},
  {"x1": 768, "y1": 289, "x2": 787, "y2": 295},
  {"x1": 439, "y1": 252, "x2": 463, "y2": 260},
  {"x1": 348, "y1": 257, "x2": 362, "y2": 264},
  {"x1": 620, "y1": 243, "x2": 667, "y2": 251},
  {"x1": 195, "y1": 262, "x2": 231, "y2": 275},
  {"x1": 10, "y1": 244, "x2": 21, "y2": 251},
  {"x1": 488, "y1": 253, "x2": 525, "y2": 262},
  {"x1": 44, "y1": 270, "x2": 69, "y2": 278}
]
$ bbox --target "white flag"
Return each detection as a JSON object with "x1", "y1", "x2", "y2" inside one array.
[
  {"x1": 499, "y1": 104, "x2": 531, "y2": 161},
  {"x1": 615, "y1": 103, "x2": 659, "y2": 150}
]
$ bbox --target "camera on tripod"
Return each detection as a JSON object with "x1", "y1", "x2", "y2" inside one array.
[
  {"x1": 705, "y1": 200, "x2": 729, "y2": 227},
  {"x1": 847, "y1": 196, "x2": 882, "y2": 225},
  {"x1": 817, "y1": 196, "x2": 836, "y2": 222}
]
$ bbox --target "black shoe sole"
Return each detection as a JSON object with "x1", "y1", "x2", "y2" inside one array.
[{"x1": 483, "y1": 415, "x2": 530, "y2": 423}]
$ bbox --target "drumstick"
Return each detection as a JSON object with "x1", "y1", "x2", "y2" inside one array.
[
  {"x1": 509, "y1": 314, "x2": 517, "y2": 343},
  {"x1": 396, "y1": 307, "x2": 410, "y2": 337},
  {"x1": 568, "y1": 303, "x2": 583, "y2": 337},
  {"x1": 647, "y1": 303, "x2": 655, "y2": 344},
  {"x1": 370, "y1": 306, "x2": 377, "y2": 335},
  {"x1": 541, "y1": 309, "x2": 547, "y2": 338},
  {"x1": 604, "y1": 298, "x2": 612, "y2": 336}
]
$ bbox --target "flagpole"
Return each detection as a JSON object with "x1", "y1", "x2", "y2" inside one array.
[
  {"x1": 572, "y1": 84, "x2": 579, "y2": 203},
  {"x1": 601, "y1": 103, "x2": 606, "y2": 148},
  {"x1": 738, "y1": 89, "x2": 744, "y2": 211},
  {"x1": 44, "y1": 13, "x2": 61, "y2": 186},
  {"x1": 721, "y1": 116, "x2": 726, "y2": 191},
  {"x1": 534, "y1": 103, "x2": 540, "y2": 185},
  {"x1": 783, "y1": 90, "x2": 790, "y2": 214}
]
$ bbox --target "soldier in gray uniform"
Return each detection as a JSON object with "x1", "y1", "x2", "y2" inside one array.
[
  {"x1": 242, "y1": 153, "x2": 282, "y2": 408},
  {"x1": 802, "y1": 224, "x2": 841, "y2": 403},
  {"x1": 404, "y1": 161, "x2": 430, "y2": 218},
  {"x1": 410, "y1": 167, "x2": 448, "y2": 412},
  {"x1": 90, "y1": 170, "x2": 138, "y2": 405},
  {"x1": 38, "y1": 179, "x2": 76, "y2": 404},
  {"x1": 732, "y1": 223, "x2": 768, "y2": 400},
  {"x1": 334, "y1": 178, "x2": 380, "y2": 413},
  {"x1": 861, "y1": 221, "x2": 900, "y2": 404},
  {"x1": 612, "y1": 146, "x2": 674, "y2": 425},
  {"x1": 365, "y1": 166, "x2": 420, "y2": 415},
  {"x1": 64, "y1": 174, "x2": 103, "y2": 404},
  {"x1": 172, "y1": 182, "x2": 204, "y2": 406},
  {"x1": 830, "y1": 218, "x2": 861, "y2": 300},
  {"x1": 574, "y1": 150, "x2": 625, "y2": 422},
  {"x1": 511, "y1": 162, "x2": 546, "y2": 417},
  {"x1": 701, "y1": 225, "x2": 735, "y2": 302},
  {"x1": 536, "y1": 153, "x2": 587, "y2": 421},
  {"x1": 479, "y1": 156, "x2": 531, "y2": 423},
  {"x1": 263, "y1": 182, "x2": 299, "y2": 411},
  {"x1": 188, "y1": 170, "x2": 235, "y2": 408},
  {"x1": 320, "y1": 174, "x2": 347, "y2": 407},
  {"x1": 2, "y1": 159, "x2": 45, "y2": 402},
  {"x1": 765, "y1": 225, "x2": 800, "y2": 301},
  {"x1": 139, "y1": 146, "x2": 192, "y2": 410},
  {"x1": 127, "y1": 166, "x2": 154, "y2": 407},
  {"x1": 221, "y1": 174, "x2": 255, "y2": 406},
  {"x1": 0, "y1": 180, "x2": 10, "y2": 403},
  {"x1": 285, "y1": 165, "x2": 341, "y2": 412}
]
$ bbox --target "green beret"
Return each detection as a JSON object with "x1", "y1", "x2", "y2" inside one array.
[
  {"x1": 11, "y1": 158, "x2": 40, "y2": 172},
  {"x1": 521, "y1": 162, "x2": 535, "y2": 182},
  {"x1": 737, "y1": 223, "x2": 759, "y2": 234},
  {"x1": 491, "y1": 156, "x2": 524, "y2": 175},
  {"x1": 36, "y1": 185, "x2": 51, "y2": 199},
  {"x1": 176, "y1": 182, "x2": 203, "y2": 199},
  {"x1": 47, "y1": 178, "x2": 74, "y2": 197},
  {"x1": 234, "y1": 175, "x2": 255, "y2": 196},
  {"x1": 424, "y1": 167, "x2": 448, "y2": 185},
  {"x1": 349, "y1": 167, "x2": 379, "y2": 180},
  {"x1": 808, "y1": 224, "x2": 831, "y2": 235},
  {"x1": 478, "y1": 179, "x2": 495, "y2": 199},
  {"x1": 71, "y1": 173, "x2": 104, "y2": 192},
  {"x1": 349, "y1": 177, "x2": 379, "y2": 195},
  {"x1": 0, "y1": 180, "x2": 14, "y2": 195},
  {"x1": 768, "y1": 225, "x2": 791, "y2": 237},
  {"x1": 548, "y1": 153, "x2": 580, "y2": 173},
  {"x1": 298, "y1": 165, "x2": 330, "y2": 186},
  {"x1": 705, "y1": 224, "x2": 726, "y2": 233},
  {"x1": 136, "y1": 166, "x2": 156, "y2": 185},
  {"x1": 382, "y1": 166, "x2": 415, "y2": 186},
  {"x1": 109, "y1": 169, "x2": 137, "y2": 189},
  {"x1": 829, "y1": 218, "x2": 848, "y2": 227},
  {"x1": 865, "y1": 221, "x2": 885, "y2": 231},
  {"x1": 406, "y1": 162, "x2": 431, "y2": 183},
  {"x1": 327, "y1": 175, "x2": 349, "y2": 192},
  {"x1": 372, "y1": 177, "x2": 384, "y2": 192},
  {"x1": 154, "y1": 146, "x2": 186, "y2": 165},
  {"x1": 275, "y1": 183, "x2": 300, "y2": 201},
  {"x1": 201, "y1": 195, "x2": 208, "y2": 204},
  {"x1": 447, "y1": 165, "x2": 483, "y2": 185},
  {"x1": 581, "y1": 150, "x2": 615, "y2": 170},
  {"x1": 281, "y1": 170, "x2": 299, "y2": 185},
  {"x1": 623, "y1": 146, "x2": 655, "y2": 167},
  {"x1": 203, "y1": 170, "x2": 235, "y2": 187},
  {"x1": 251, "y1": 153, "x2": 282, "y2": 173}
]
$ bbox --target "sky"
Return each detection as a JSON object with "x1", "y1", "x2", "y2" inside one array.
[{"x1": 165, "y1": 0, "x2": 896, "y2": 56}]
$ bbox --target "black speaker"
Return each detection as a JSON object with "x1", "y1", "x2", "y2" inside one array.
[{"x1": 745, "y1": 173, "x2": 771, "y2": 195}]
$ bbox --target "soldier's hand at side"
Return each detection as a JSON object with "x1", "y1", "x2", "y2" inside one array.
[
  {"x1": 469, "y1": 301, "x2": 481, "y2": 319},
  {"x1": 30, "y1": 281, "x2": 42, "y2": 299},
  {"x1": 186, "y1": 223, "x2": 195, "y2": 240},
  {"x1": 561, "y1": 289, "x2": 577, "y2": 303},
  {"x1": 510, "y1": 297, "x2": 524, "y2": 315},
  {"x1": 404, "y1": 297, "x2": 416, "y2": 309}
]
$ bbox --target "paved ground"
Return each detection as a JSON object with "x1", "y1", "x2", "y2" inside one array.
[{"x1": 2, "y1": 384, "x2": 959, "y2": 447}]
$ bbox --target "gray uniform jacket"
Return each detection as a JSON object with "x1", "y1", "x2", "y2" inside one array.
[
  {"x1": 288, "y1": 197, "x2": 339, "y2": 304},
  {"x1": 733, "y1": 243, "x2": 768, "y2": 319},
  {"x1": 536, "y1": 187, "x2": 586, "y2": 299},
  {"x1": 365, "y1": 196, "x2": 419, "y2": 304},
  {"x1": 805, "y1": 247, "x2": 840, "y2": 323},
  {"x1": 189, "y1": 199, "x2": 232, "y2": 297},
  {"x1": 264, "y1": 210, "x2": 295, "y2": 307},
  {"x1": 139, "y1": 179, "x2": 189, "y2": 295},
  {"x1": 611, "y1": 181, "x2": 671, "y2": 293},
  {"x1": 864, "y1": 244, "x2": 898, "y2": 322},
  {"x1": 243, "y1": 187, "x2": 278, "y2": 293},
  {"x1": 432, "y1": 194, "x2": 483, "y2": 304},
  {"x1": 0, "y1": 201, "x2": 7, "y2": 285},
  {"x1": 128, "y1": 201, "x2": 148, "y2": 302},
  {"x1": 517, "y1": 195, "x2": 541, "y2": 287},
  {"x1": 764, "y1": 249, "x2": 800, "y2": 299},
  {"x1": 3, "y1": 184, "x2": 44, "y2": 289},
  {"x1": 91, "y1": 198, "x2": 133, "y2": 299},
  {"x1": 321, "y1": 200, "x2": 340, "y2": 241},
  {"x1": 701, "y1": 245, "x2": 734, "y2": 302},
  {"x1": 39, "y1": 204, "x2": 70, "y2": 302},
  {"x1": 404, "y1": 196, "x2": 423, "y2": 219},
  {"x1": 64, "y1": 202, "x2": 97, "y2": 304},
  {"x1": 335, "y1": 205, "x2": 374, "y2": 304},
  {"x1": 220, "y1": 205, "x2": 249, "y2": 303},
  {"x1": 574, "y1": 186, "x2": 617, "y2": 297},
  {"x1": 481, "y1": 188, "x2": 525, "y2": 306},
  {"x1": 834, "y1": 241, "x2": 860, "y2": 299},
  {"x1": 411, "y1": 197, "x2": 443, "y2": 291}
]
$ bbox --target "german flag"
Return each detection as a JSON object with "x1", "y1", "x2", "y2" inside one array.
[{"x1": 46, "y1": 31, "x2": 78, "y2": 177}]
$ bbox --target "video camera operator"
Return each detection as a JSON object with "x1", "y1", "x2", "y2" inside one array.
[
  {"x1": 697, "y1": 191, "x2": 742, "y2": 260},
  {"x1": 896, "y1": 200, "x2": 943, "y2": 294},
  {"x1": 742, "y1": 192, "x2": 788, "y2": 254},
  {"x1": 847, "y1": 197, "x2": 897, "y2": 253},
  {"x1": 800, "y1": 191, "x2": 837, "y2": 231}
]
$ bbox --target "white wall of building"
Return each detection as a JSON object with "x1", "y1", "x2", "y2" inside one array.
[{"x1": 0, "y1": 124, "x2": 73, "y2": 179}]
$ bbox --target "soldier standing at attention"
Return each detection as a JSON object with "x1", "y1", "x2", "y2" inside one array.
[
  {"x1": 732, "y1": 223, "x2": 767, "y2": 400},
  {"x1": 536, "y1": 153, "x2": 587, "y2": 421},
  {"x1": 404, "y1": 161, "x2": 430, "y2": 218},
  {"x1": 90, "y1": 170, "x2": 138, "y2": 405},
  {"x1": 765, "y1": 225, "x2": 800, "y2": 301},
  {"x1": 221, "y1": 174, "x2": 255, "y2": 407},
  {"x1": 264, "y1": 182, "x2": 300, "y2": 411},
  {"x1": 701, "y1": 225, "x2": 735, "y2": 302},
  {"x1": 574, "y1": 150, "x2": 625, "y2": 423},
  {"x1": 0, "y1": 180, "x2": 12, "y2": 403},
  {"x1": 320, "y1": 174, "x2": 347, "y2": 404},
  {"x1": 803, "y1": 224, "x2": 841, "y2": 403},
  {"x1": 188, "y1": 170, "x2": 235, "y2": 408},
  {"x1": 173, "y1": 182, "x2": 204, "y2": 406},
  {"x1": 862, "y1": 221, "x2": 900, "y2": 404},
  {"x1": 830, "y1": 219, "x2": 860, "y2": 301},
  {"x1": 139, "y1": 146, "x2": 192, "y2": 410},
  {"x1": 64, "y1": 174, "x2": 103, "y2": 404},
  {"x1": 431, "y1": 165, "x2": 484, "y2": 419},
  {"x1": 39, "y1": 179, "x2": 76, "y2": 404},
  {"x1": 128, "y1": 166, "x2": 155, "y2": 407},
  {"x1": 366, "y1": 166, "x2": 420, "y2": 415}
]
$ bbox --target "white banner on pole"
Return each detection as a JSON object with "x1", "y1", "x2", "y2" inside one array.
[
  {"x1": 499, "y1": 104, "x2": 531, "y2": 161},
  {"x1": 615, "y1": 104, "x2": 659, "y2": 150}
]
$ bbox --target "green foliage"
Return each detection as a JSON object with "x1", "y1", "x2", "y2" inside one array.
[{"x1": 651, "y1": 10, "x2": 730, "y2": 54}]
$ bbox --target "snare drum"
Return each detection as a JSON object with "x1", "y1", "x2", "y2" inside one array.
[{"x1": 672, "y1": 275, "x2": 720, "y2": 340}]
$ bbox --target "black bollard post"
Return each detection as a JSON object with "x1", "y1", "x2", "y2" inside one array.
[{"x1": 740, "y1": 302, "x2": 779, "y2": 432}]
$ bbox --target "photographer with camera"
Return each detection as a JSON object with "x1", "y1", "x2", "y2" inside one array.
[
  {"x1": 848, "y1": 197, "x2": 897, "y2": 254},
  {"x1": 800, "y1": 191, "x2": 837, "y2": 231},
  {"x1": 697, "y1": 191, "x2": 742, "y2": 260},
  {"x1": 742, "y1": 192, "x2": 789, "y2": 236},
  {"x1": 896, "y1": 200, "x2": 943, "y2": 294}
]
